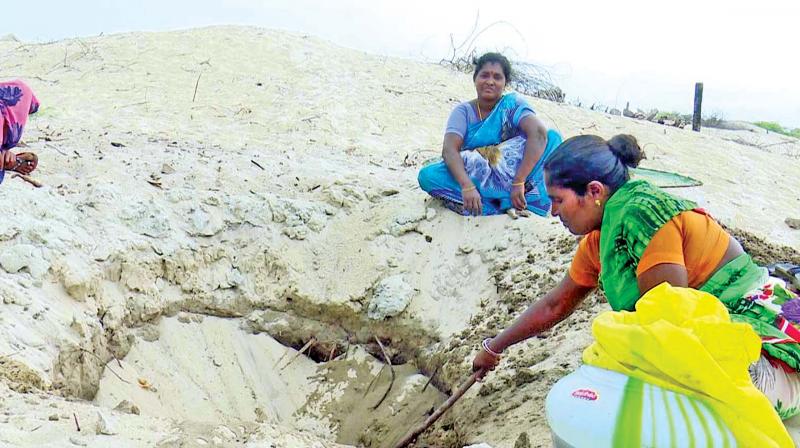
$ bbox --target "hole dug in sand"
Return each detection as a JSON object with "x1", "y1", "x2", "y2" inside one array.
[{"x1": 92, "y1": 315, "x2": 446, "y2": 447}]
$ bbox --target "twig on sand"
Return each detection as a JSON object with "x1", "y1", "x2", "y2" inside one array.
[
  {"x1": 363, "y1": 364, "x2": 385, "y2": 397},
  {"x1": 115, "y1": 101, "x2": 148, "y2": 110},
  {"x1": 192, "y1": 73, "x2": 202, "y2": 102},
  {"x1": 79, "y1": 348, "x2": 131, "y2": 384},
  {"x1": 328, "y1": 344, "x2": 337, "y2": 362},
  {"x1": 273, "y1": 347, "x2": 291, "y2": 368},
  {"x1": 73, "y1": 413, "x2": 81, "y2": 432},
  {"x1": 371, "y1": 337, "x2": 395, "y2": 410},
  {"x1": 11, "y1": 173, "x2": 43, "y2": 188},
  {"x1": 421, "y1": 364, "x2": 441, "y2": 393},
  {"x1": 279, "y1": 337, "x2": 317, "y2": 371},
  {"x1": 761, "y1": 140, "x2": 792, "y2": 149},
  {"x1": 0, "y1": 350, "x2": 22, "y2": 359},
  {"x1": 45, "y1": 143, "x2": 67, "y2": 156},
  {"x1": 250, "y1": 160, "x2": 265, "y2": 170}
]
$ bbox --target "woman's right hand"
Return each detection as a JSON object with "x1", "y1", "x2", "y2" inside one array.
[
  {"x1": 1, "y1": 151, "x2": 15, "y2": 170},
  {"x1": 472, "y1": 343, "x2": 501, "y2": 380},
  {"x1": 462, "y1": 186, "x2": 482, "y2": 216}
]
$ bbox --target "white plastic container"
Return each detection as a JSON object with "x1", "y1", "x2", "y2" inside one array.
[{"x1": 545, "y1": 365, "x2": 736, "y2": 447}]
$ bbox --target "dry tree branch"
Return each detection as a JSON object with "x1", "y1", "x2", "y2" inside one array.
[
  {"x1": 438, "y1": 11, "x2": 566, "y2": 103},
  {"x1": 445, "y1": 11, "x2": 481, "y2": 63}
]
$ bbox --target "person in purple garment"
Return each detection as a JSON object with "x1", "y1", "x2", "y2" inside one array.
[{"x1": 0, "y1": 79, "x2": 40, "y2": 183}]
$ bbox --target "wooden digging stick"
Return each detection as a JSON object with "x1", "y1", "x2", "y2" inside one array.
[
  {"x1": 393, "y1": 370, "x2": 481, "y2": 448},
  {"x1": 11, "y1": 173, "x2": 43, "y2": 188}
]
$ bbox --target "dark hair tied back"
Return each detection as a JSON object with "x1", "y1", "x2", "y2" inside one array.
[
  {"x1": 607, "y1": 134, "x2": 644, "y2": 168},
  {"x1": 544, "y1": 134, "x2": 644, "y2": 195}
]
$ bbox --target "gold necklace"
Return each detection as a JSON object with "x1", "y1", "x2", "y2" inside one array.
[{"x1": 477, "y1": 101, "x2": 495, "y2": 121}]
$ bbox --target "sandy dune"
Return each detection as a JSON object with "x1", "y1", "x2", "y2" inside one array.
[{"x1": 0, "y1": 26, "x2": 798, "y2": 447}]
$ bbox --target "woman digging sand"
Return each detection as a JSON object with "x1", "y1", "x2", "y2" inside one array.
[{"x1": 472, "y1": 133, "x2": 800, "y2": 446}]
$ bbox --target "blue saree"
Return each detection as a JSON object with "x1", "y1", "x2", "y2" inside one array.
[{"x1": 418, "y1": 93, "x2": 562, "y2": 216}]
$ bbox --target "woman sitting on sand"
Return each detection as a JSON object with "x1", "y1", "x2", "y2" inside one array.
[
  {"x1": 472, "y1": 133, "x2": 800, "y2": 418},
  {"x1": 1, "y1": 79, "x2": 40, "y2": 182},
  {"x1": 417, "y1": 52, "x2": 562, "y2": 217}
]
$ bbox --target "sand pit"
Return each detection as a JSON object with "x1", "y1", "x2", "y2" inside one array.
[
  {"x1": 93, "y1": 316, "x2": 319, "y2": 425},
  {"x1": 0, "y1": 25, "x2": 798, "y2": 447},
  {"x1": 92, "y1": 316, "x2": 443, "y2": 446}
]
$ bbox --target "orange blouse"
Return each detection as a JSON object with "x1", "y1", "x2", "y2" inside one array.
[{"x1": 569, "y1": 210, "x2": 730, "y2": 288}]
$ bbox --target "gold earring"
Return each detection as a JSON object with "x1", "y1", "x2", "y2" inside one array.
[{"x1": 595, "y1": 199, "x2": 601, "y2": 206}]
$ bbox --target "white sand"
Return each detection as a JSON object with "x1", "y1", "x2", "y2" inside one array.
[{"x1": 0, "y1": 25, "x2": 798, "y2": 447}]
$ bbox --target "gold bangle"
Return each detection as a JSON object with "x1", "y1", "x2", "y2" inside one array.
[
  {"x1": 511, "y1": 182, "x2": 525, "y2": 187},
  {"x1": 461, "y1": 185, "x2": 476, "y2": 192}
]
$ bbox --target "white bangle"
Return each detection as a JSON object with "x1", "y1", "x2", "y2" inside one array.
[{"x1": 482, "y1": 338, "x2": 502, "y2": 358}]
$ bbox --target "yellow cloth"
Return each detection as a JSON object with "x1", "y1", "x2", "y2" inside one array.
[{"x1": 583, "y1": 282, "x2": 792, "y2": 447}]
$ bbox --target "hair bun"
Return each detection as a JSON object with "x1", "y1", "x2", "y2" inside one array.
[{"x1": 607, "y1": 134, "x2": 643, "y2": 168}]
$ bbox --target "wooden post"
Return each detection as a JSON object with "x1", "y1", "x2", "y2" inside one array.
[{"x1": 692, "y1": 82, "x2": 703, "y2": 131}]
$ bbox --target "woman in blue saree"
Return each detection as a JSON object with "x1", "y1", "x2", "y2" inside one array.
[{"x1": 417, "y1": 52, "x2": 562, "y2": 216}]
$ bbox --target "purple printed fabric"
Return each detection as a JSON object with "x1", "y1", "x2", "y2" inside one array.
[
  {"x1": 0, "y1": 80, "x2": 40, "y2": 183},
  {"x1": 1, "y1": 80, "x2": 39, "y2": 151}
]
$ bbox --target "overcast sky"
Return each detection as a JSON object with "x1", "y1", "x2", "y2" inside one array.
[{"x1": 6, "y1": 0, "x2": 800, "y2": 126}]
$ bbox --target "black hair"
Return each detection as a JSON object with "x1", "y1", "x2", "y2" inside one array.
[
  {"x1": 472, "y1": 52, "x2": 512, "y2": 82},
  {"x1": 544, "y1": 134, "x2": 644, "y2": 195}
]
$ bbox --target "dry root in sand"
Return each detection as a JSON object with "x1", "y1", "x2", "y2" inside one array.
[
  {"x1": 278, "y1": 337, "x2": 317, "y2": 371},
  {"x1": 371, "y1": 337, "x2": 396, "y2": 410}
]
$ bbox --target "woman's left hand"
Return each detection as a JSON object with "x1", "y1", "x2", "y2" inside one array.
[{"x1": 511, "y1": 184, "x2": 527, "y2": 210}]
